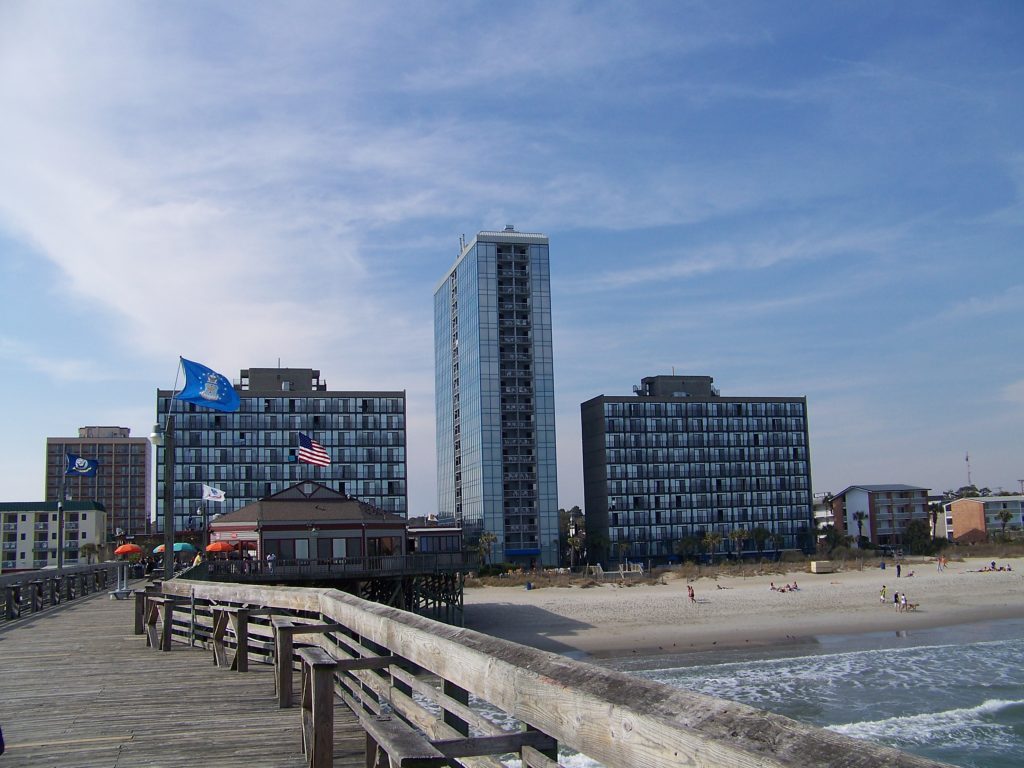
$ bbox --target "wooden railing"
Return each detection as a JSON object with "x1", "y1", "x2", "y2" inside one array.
[
  {"x1": 205, "y1": 552, "x2": 466, "y2": 581},
  {"x1": 1, "y1": 563, "x2": 117, "y2": 622},
  {"x1": 157, "y1": 579, "x2": 952, "y2": 768}
]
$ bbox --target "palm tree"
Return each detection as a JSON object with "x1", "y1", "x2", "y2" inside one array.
[
  {"x1": 728, "y1": 528, "x2": 747, "y2": 561},
  {"x1": 928, "y1": 502, "x2": 942, "y2": 539},
  {"x1": 997, "y1": 509, "x2": 1013, "y2": 539},
  {"x1": 618, "y1": 540, "x2": 631, "y2": 565},
  {"x1": 853, "y1": 511, "x2": 868, "y2": 548},
  {"x1": 751, "y1": 526, "x2": 771, "y2": 558},
  {"x1": 702, "y1": 531, "x2": 722, "y2": 564}
]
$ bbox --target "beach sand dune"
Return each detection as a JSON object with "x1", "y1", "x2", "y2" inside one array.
[{"x1": 464, "y1": 556, "x2": 1024, "y2": 659}]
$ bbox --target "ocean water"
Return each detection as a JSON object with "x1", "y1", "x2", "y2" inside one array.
[{"x1": 607, "y1": 618, "x2": 1024, "y2": 768}]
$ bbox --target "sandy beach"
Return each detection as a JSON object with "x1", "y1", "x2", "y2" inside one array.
[{"x1": 463, "y1": 556, "x2": 1024, "y2": 659}]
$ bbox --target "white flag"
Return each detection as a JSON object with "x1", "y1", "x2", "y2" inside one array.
[{"x1": 202, "y1": 484, "x2": 226, "y2": 503}]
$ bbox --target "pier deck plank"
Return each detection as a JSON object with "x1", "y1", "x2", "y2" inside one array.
[{"x1": 0, "y1": 587, "x2": 364, "y2": 767}]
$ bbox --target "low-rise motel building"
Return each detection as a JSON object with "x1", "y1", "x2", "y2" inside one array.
[
  {"x1": 829, "y1": 484, "x2": 930, "y2": 548},
  {"x1": 942, "y1": 495, "x2": 1024, "y2": 543},
  {"x1": 1, "y1": 501, "x2": 107, "y2": 573}
]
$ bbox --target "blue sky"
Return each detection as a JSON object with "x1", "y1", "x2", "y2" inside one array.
[{"x1": 1, "y1": 1, "x2": 1022, "y2": 511}]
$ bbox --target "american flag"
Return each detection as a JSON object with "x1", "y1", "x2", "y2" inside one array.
[{"x1": 297, "y1": 432, "x2": 331, "y2": 467}]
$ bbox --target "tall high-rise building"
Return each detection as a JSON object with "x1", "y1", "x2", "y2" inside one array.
[
  {"x1": 582, "y1": 375, "x2": 813, "y2": 564},
  {"x1": 45, "y1": 426, "x2": 149, "y2": 540},
  {"x1": 155, "y1": 367, "x2": 406, "y2": 533},
  {"x1": 434, "y1": 227, "x2": 558, "y2": 566}
]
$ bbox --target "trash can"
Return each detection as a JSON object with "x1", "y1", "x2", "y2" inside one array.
[
  {"x1": 525, "y1": 581, "x2": 533, "y2": 590},
  {"x1": 880, "y1": 561, "x2": 886, "y2": 570}
]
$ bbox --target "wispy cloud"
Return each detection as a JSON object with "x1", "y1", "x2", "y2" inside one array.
[
  {"x1": 0, "y1": 337, "x2": 111, "y2": 382},
  {"x1": 946, "y1": 285, "x2": 1024, "y2": 319}
]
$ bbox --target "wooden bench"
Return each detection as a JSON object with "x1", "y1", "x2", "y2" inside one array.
[
  {"x1": 144, "y1": 595, "x2": 188, "y2": 651},
  {"x1": 297, "y1": 647, "x2": 338, "y2": 768},
  {"x1": 210, "y1": 604, "x2": 272, "y2": 672}
]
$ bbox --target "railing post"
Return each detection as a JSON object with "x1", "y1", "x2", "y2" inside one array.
[
  {"x1": 4, "y1": 585, "x2": 19, "y2": 620},
  {"x1": 31, "y1": 580, "x2": 43, "y2": 612},
  {"x1": 298, "y1": 647, "x2": 337, "y2": 768}
]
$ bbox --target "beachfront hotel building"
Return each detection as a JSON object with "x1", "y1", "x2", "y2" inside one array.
[
  {"x1": 944, "y1": 495, "x2": 1024, "y2": 543},
  {"x1": 829, "y1": 484, "x2": 931, "y2": 548},
  {"x1": 44, "y1": 426, "x2": 150, "y2": 540},
  {"x1": 155, "y1": 367, "x2": 406, "y2": 534},
  {"x1": 433, "y1": 227, "x2": 559, "y2": 566},
  {"x1": 1, "y1": 501, "x2": 106, "y2": 573},
  {"x1": 581, "y1": 375, "x2": 813, "y2": 565}
]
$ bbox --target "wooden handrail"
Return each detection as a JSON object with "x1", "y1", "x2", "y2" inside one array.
[
  {"x1": 162, "y1": 579, "x2": 953, "y2": 768},
  {"x1": 1, "y1": 563, "x2": 118, "y2": 622}
]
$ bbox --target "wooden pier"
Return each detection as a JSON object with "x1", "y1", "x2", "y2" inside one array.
[
  {"x1": 0, "y1": 587, "x2": 363, "y2": 767},
  {"x1": 0, "y1": 571, "x2": 956, "y2": 768}
]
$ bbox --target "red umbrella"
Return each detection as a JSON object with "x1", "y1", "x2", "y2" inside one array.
[
  {"x1": 114, "y1": 543, "x2": 143, "y2": 556},
  {"x1": 206, "y1": 541, "x2": 234, "y2": 553}
]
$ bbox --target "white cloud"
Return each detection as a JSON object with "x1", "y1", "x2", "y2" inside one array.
[{"x1": 0, "y1": 337, "x2": 111, "y2": 382}]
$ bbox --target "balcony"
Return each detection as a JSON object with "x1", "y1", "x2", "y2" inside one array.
[
  {"x1": 2, "y1": 523, "x2": 17, "y2": 532},
  {"x1": 34, "y1": 522, "x2": 49, "y2": 531},
  {"x1": 33, "y1": 542, "x2": 51, "y2": 552},
  {"x1": 504, "y1": 472, "x2": 536, "y2": 481},
  {"x1": 2, "y1": 542, "x2": 17, "y2": 551}
]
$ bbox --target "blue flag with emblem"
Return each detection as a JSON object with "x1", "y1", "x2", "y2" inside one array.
[
  {"x1": 65, "y1": 453, "x2": 99, "y2": 477},
  {"x1": 175, "y1": 357, "x2": 240, "y2": 412}
]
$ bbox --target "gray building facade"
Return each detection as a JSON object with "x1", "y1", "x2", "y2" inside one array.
[
  {"x1": 156, "y1": 367, "x2": 406, "y2": 533},
  {"x1": 434, "y1": 227, "x2": 558, "y2": 566},
  {"x1": 582, "y1": 375, "x2": 813, "y2": 564}
]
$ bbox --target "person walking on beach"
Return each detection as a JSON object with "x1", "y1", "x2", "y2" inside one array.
[
  {"x1": 880, "y1": 585, "x2": 887, "y2": 603},
  {"x1": 899, "y1": 593, "x2": 908, "y2": 612},
  {"x1": 896, "y1": 562, "x2": 901, "y2": 578},
  {"x1": 893, "y1": 591, "x2": 901, "y2": 610},
  {"x1": 687, "y1": 584, "x2": 695, "y2": 603}
]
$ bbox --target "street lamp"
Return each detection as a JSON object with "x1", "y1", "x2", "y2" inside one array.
[{"x1": 149, "y1": 415, "x2": 176, "y2": 581}]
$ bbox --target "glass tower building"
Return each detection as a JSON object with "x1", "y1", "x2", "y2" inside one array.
[
  {"x1": 582, "y1": 375, "x2": 813, "y2": 565},
  {"x1": 434, "y1": 227, "x2": 558, "y2": 566},
  {"x1": 155, "y1": 367, "x2": 406, "y2": 533}
]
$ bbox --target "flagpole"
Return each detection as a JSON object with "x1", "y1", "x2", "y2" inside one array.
[{"x1": 58, "y1": 458, "x2": 66, "y2": 573}]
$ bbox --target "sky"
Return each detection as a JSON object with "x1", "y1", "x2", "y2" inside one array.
[{"x1": 1, "y1": 1, "x2": 1022, "y2": 513}]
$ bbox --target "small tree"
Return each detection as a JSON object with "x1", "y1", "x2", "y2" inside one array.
[
  {"x1": 674, "y1": 535, "x2": 700, "y2": 562},
  {"x1": 702, "y1": 531, "x2": 722, "y2": 564},
  {"x1": 567, "y1": 534, "x2": 585, "y2": 568},
  {"x1": 476, "y1": 531, "x2": 497, "y2": 567},
  {"x1": 903, "y1": 519, "x2": 934, "y2": 555},
  {"x1": 79, "y1": 542, "x2": 99, "y2": 564}
]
